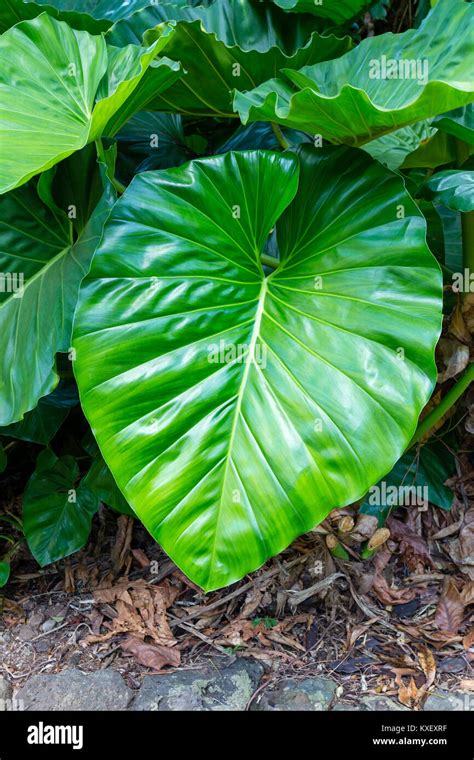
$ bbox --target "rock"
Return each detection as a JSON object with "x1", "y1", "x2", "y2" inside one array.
[
  {"x1": 424, "y1": 690, "x2": 474, "y2": 711},
  {"x1": 14, "y1": 669, "x2": 133, "y2": 711},
  {"x1": 360, "y1": 696, "x2": 409, "y2": 711},
  {"x1": 332, "y1": 703, "x2": 358, "y2": 711},
  {"x1": 28, "y1": 612, "x2": 45, "y2": 628},
  {"x1": 132, "y1": 659, "x2": 263, "y2": 711},
  {"x1": 252, "y1": 677, "x2": 337, "y2": 711},
  {"x1": 40, "y1": 618, "x2": 57, "y2": 634},
  {"x1": 34, "y1": 640, "x2": 51, "y2": 653},
  {"x1": 0, "y1": 677, "x2": 12, "y2": 704},
  {"x1": 15, "y1": 624, "x2": 36, "y2": 642}
]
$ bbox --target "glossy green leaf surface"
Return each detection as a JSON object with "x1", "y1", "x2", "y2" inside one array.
[
  {"x1": 0, "y1": 0, "x2": 192, "y2": 33},
  {"x1": 108, "y1": 1, "x2": 351, "y2": 117},
  {"x1": 234, "y1": 0, "x2": 474, "y2": 146},
  {"x1": 417, "y1": 170, "x2": 474, "y2": 212},
  {"x1": 0, "y1": 0, "x2": 110, "y2": 33},
  {"x1": 0, "y1": 562, "x2": 10, "y2": 587},
  {"x1": 363, "y1": 121, "x2": 436, "y2": 171},
  {"x1": 33, "y1": 0, "x2": 164, "y2": 21},
  {"x1": 23, "y1": 448, "x2": 98, "y2": 566},
  {"x1": 433, "y1": 104, "x2": 474, "y2": 146},
  {"x1": 270, "y1": 0, "x2": 369, "y2": 24},
  {"x1": 360, "y1": 440, "x2": 455, "y2": 523},
  {"x1": 73, "y1": 147, "x2": 442, "y2": 590},
  {"x1": 0, "y1": 13, "x2": 179, "y2": 193},
  {"x1": 0, "y1": 174, "x2": 114, "y2": 426}
]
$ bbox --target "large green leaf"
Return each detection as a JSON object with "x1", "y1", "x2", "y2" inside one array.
[
  {"x1": 23, "y1": 448, "x2": 99, "y2": 566},
  {"x1": 0, "y1": 0, "x2": 110, "y2": 33},
  {"x1": 0, "y1": 165, "x2": 115, "y2": 426},
  {"x1": 73, "y1": 147, "x2": 442, "y2": 590},
  {"x1": 107, "y1": 1, "x2": 351, "y2": 117},
  {"x1": 234, "y1": 0, "x2": 474, "y2": 146},
  {"x1": 0, "y1": 0, "x2": 193, "y2": 33},
  {"x1": 270, "y1": 0, "x2": 369, "y2": 24},
  {"x1": 0, "y1": 13, "x2": 179, "y2": 194},
  {"x1": 33, "y1": 0, "x2": 166, "y2": 20},
  {"x1": 417, "y1": 170, "x2": 474, "y2": 212}
]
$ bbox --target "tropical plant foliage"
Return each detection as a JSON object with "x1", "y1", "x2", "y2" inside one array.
[{"x1": 0, "y1": 0, "x2": 472, "y2": 591}]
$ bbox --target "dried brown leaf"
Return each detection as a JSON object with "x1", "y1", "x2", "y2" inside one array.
[
  {"x1": 435, "y1": 579, "x2": 465, "y2": 633},
  {"x1": 398, "y1": 677, "x2": 419, "y2": 708},
  {"x1": 417, "y1": 646, "x2": 436, "y2": 688},
  {"x1": 121, "y1": 634, "x2": 180, "y2": 671}
]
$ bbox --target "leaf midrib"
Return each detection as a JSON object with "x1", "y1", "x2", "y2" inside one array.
[{"x1": 206, "y1": 275, "x2": 268, "y2": 585}]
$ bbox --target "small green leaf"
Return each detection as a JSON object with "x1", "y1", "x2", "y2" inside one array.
[
  {"x1": 360, "y1": 441, "x2": 455, "y2": 525},
  {"x1": 0, "y1": 561, "x2": 10, "y2": 587},
  {"x1": 23, "y1": 449, "x2": 99, "y2": 566}
]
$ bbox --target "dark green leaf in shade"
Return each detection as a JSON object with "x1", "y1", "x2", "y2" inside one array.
[
  {"x1": 23, "y1": 449, "x2": 99, "y2": 566},
  {"x1": 82, "y1": 455, "x2": 135, "y2": 516},
  {"x1": 0, "y1": 381, "x2": 78, "y2": 444}
]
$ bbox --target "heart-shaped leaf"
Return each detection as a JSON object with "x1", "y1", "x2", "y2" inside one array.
[
  {"x1": 234, "y1": 0, "x2": 474, "y2": 146},
  {"x1": 108, "y1": 0, "x2": 352, "y2": 117},
  {"x1": 0, "y1": 13, "x2": 180, "y2": 193},
  {"x1": 23, "y1": 448, "x2": 98, "y2": 565},
  {"x1": 73, "y1": 147, "x2": 442, "y2": 590}
]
